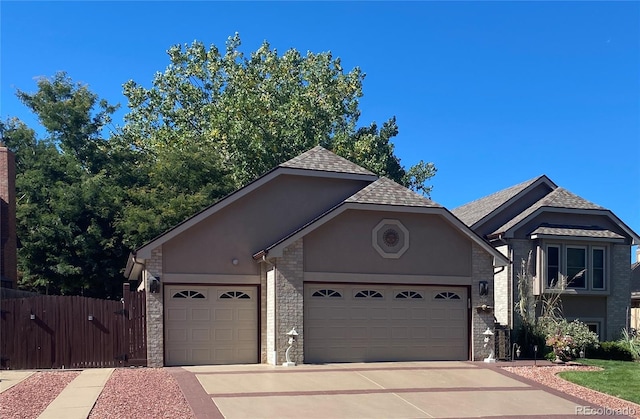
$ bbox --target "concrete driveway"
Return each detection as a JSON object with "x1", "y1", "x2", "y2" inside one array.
[{"x1": 168, "y1": 361, "x2": 603, "y2": 418}]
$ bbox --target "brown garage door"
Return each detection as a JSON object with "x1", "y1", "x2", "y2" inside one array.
[
  {"x1": 304, "y1": 284, "x2": 468, "y2": 363},
  {"x1": 164, "y1": 285, "x2": 258, "y2": 366}
]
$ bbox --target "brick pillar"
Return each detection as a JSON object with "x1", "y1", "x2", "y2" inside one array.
[
  {"x1": 606, "y1": 244, "x2": 631, "y2": 340},
  {"x1": 274, "y1": 238, "x2": 304, "y2": 365},
  {"x1": 146, "y1": 246, "x2": 164, "y2": 367},
  {"x1": 0, "y1": 147, "x2": 17, "y2": 288},
  {"x1": 471, "y1": 243, "x2": 496, "y2": 361}
]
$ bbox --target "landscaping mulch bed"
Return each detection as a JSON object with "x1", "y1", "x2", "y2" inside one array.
[
  {"x1": 88, "y1": 368, "x2": 194, "y2": 419},
  {"x1": 0, "y1": 371, "x2": 80, "y2": 419}
]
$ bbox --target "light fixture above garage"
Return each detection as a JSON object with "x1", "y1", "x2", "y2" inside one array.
[{"x1": 232, "y1": 258, "x2": 239, "y2": 265}]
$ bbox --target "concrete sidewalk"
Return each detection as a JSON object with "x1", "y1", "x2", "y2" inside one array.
[
  {"x1": 37, "y1": 368, "x2": 114, "y2": 419},
  {"x1": 0, "y1": 370, "x2": 36, "y2": 393}
]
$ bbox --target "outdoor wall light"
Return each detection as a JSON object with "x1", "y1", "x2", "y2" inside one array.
[
  {"x1": 88, "y1": 315, "x2": 94, "y2": 321},
  {"x1": 30, "y1": 313, "x2": 36, "y2": 320},
  {"x1": 479, "y1": 281, "x2": 489, "y2": 296},
  {"x1": 232, "y1": 258, "x2": 239, "y2": 266},
  {"x1": 149, "y1": 276, "x2": 161, "y2": 294}
]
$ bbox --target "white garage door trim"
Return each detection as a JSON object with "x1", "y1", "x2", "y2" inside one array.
[
  {"x1": 304, "y1": 284, "x2": 468, "y2": 363},
  {"x1": 164, "y1": 285, "x2": 258, "y2": 366}
]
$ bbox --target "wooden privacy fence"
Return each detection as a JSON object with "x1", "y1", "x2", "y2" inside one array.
[{"x1": 0, "y1": 283, "x2": 146, "y2": 370}]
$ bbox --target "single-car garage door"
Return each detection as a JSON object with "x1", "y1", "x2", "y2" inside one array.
[
  {"x1": 164, "y1": 285, "x2": 258, "y2": 366},
  {"x1": 305, "y1": 284, "x2": 468, "y2": 363}
]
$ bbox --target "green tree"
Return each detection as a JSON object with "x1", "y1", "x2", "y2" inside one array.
[
  {"x1": 118, "y1": 34, "x2": 436, "y2": 246},
  {"x1": 1, "y1": 74, "x2": 129, "y2": 298}
]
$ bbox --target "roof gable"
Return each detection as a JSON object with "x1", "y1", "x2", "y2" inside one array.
[
  {"x1": 132, "y1": 146, "x2": 377, "y2": 260},
  {"x1": 254, "y1": 177, "x2": 509, "y2": 267},
  {"x1": 493, "y1": 187, "x2": 604, "y2": 235},
  {"x1": 280, "y1": 145, "x2": 375, "y2": 176},
  {"x1": 345, "y1": 177, "x2": 441, "y2": 208},
  {"x1": 452, "y1": 175, "x2": 555, "y2": 227}
]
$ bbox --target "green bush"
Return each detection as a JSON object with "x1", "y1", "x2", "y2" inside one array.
[
  {"x1": 618, "y1": 329, "x2": 640, "y2": 361},
  {"x1": 538, "y1": 317, "x2": 599, "y2": 361},
  {"x1": 589, "y1": 341, "x2": 634, "y2": 361}
]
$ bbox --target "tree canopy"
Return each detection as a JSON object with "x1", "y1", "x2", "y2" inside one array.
[{"x1": 3, "y1": 34, "x2": 436, "y2": 298}]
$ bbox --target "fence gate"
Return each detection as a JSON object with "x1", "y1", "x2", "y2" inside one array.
[{"x1": 0, "y1": 283, "x2": 146, "y2": 369}]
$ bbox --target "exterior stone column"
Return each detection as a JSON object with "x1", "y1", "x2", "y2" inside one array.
[
  {"x1": 274, "y1": 238, "x2": 304, "y2": 364},
  {"x1": 471, "y1": 243, "x2": 496, "y2": 361},
  {"x1": 606, "y1": 244, "x2": 631, "y2": 340},
  {"x1": 146, "y1": 246, "x2": 164, "y2": 367}
]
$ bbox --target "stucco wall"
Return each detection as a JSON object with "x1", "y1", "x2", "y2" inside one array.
[
  {"x1": 162, "y1": 175, "x2": 370, "y2": 275},
  {"x1": 304, "y1": 210, "x2": 472, "y2": 276}
]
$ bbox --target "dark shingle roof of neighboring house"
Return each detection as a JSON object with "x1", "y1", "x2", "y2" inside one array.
[
  {"x1": 492, "y1": 187, "x2": 604, "y2": 236},
  {"x1": 452, "y1": 176, "x2": 546, "y2": 226},
  {"x1": 345, "y1": 177, "x2": 441, "y2": 207},
  {"x1": 530, "y1": 225, "x2": 625, "y2": 240},
  {"x1": 280, "y1": 146, "x2": 375, "y2": 176}
]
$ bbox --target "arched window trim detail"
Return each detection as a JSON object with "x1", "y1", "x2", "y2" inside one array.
[
  {"x1": 312, "y1": 289, "x2": 342, "y2": 298},
  {"x1": 395, "y1": 291, "x2": 423, "y2": 299},
  {"x1": 434, "y1": 291, "x2": 461, "y2": 300},
  {"x1": 172, "y1": 290, "x2": 206, "y2": 299},
  {"x1": 219, "y1": 291, "x2": 251, "y2": 300},
  {"x1": 354, "y1": 290, "x2": 384, "y2": 299}
]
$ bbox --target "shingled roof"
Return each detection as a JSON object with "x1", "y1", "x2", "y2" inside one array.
[
  {"x1": 345, "y1": 177, "x2": 441, "y2": 208},
  {"x1": 492, "y1": 187, "x2": 604, "y2": 236},
  {"x1": 280, "y1": 146, "x2": 375, "y2": 176},
  {"x1": 452, "y1": 176, "x2": 547, "y2": 227},
  {"x1": 529, "y1": 225, "x2": 624, "y2": 240}
]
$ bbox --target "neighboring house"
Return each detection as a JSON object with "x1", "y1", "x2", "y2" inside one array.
[
  {"x1": 631, "y1": 248, "x2": 640, "y2": 331},
  {"x1": 0, "y1": 147, "x2": 17, "y2": 289},
  {"x1": 125, "y1": 146, "x2": 509, "y2": 367},
  {"x1": 452, "y1": 175, "x2": 640, "y2": 341}
]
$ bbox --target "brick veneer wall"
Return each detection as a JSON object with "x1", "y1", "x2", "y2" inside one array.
[
  {"x1": 146, "y1": 247, "x2": 164, "y2": 367},
  {"x1": 471, "y1": 242, "x2": 496, "y2": 361},
  {"x1": 273, "y1": 238, "x2": 304, "y2": 365},
  {"x1": 0, "y1": 147, "x2": 17, "y2": 288},
  {"x1": 606, "y1": 244, "x2": 631, "y2": 340},
  {"x1": 493, "y1": 245, "x2": 510, "y2": 326}
]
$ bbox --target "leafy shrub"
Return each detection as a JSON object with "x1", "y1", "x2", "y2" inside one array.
[
  {"x1": 538, "y1": 317, "x2": 599, "y2": 361},
  {"x1": 617, "y1": 329, "x2": 640, "y2": 361},
  {"x1": 589, "y1": 341, "x2": 634, "y2": 361}
]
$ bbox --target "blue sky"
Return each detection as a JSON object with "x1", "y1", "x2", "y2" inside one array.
[{"x1": 2, "y1": 1, "x2": 639, "y2": 259}]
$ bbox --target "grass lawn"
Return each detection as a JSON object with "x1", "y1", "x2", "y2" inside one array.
[{"x1": 557, "y1": 359, "x2": 640, "y2": 405}]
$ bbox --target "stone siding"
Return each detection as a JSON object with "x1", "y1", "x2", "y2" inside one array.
[
  {"x1": 606, "y1": 244, "x2": 631, "y2": 340},
  {"x1": 471, "y1": 243, "x2": 496, "y2": 361},
  {"x1": 273, "y1": 238, "x2": 304, "y2": 364},
  {"x1": 493, "y1": 245, "x2": 510, "y2": 326},
  {"x1": 146, "y1": 246, "x2": 164, "y2": 367},
  {"x1": 266, "y1": 268, "x2": 277, "y2": 365}
]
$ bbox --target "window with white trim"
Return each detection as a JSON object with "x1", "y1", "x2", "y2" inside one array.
[{"x1": 544, "y1": 244, "x2": 607, "y2": 290}]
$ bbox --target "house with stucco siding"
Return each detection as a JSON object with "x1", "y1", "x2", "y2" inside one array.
[{"x1": 125, "y1": 146, "x2": 509, "y2": 367}]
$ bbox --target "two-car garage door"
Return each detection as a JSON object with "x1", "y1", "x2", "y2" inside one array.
[
  {"x1": 164, "y1": 285, "x2": 258, "y2": 366},
  {"x1": 304, "y1": 284, "x2": 468, "y2": 363}
]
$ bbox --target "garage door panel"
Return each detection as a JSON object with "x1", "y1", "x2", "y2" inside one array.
[
  {"x1": 214, "y1": 308, "x2": 233, "y2": 321},
  {"x1": 305, "y1": 284, "x2": 468, "y2": 363},
  {"x1": 165, "y1": 285, "x2": 258, "y2": 366},
  {"x1": 167, "y1": 308, "x2": 187, "y2": 321},
  {"x1": 191, "y1": 329, "x2": 210, "y2": 341}
]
